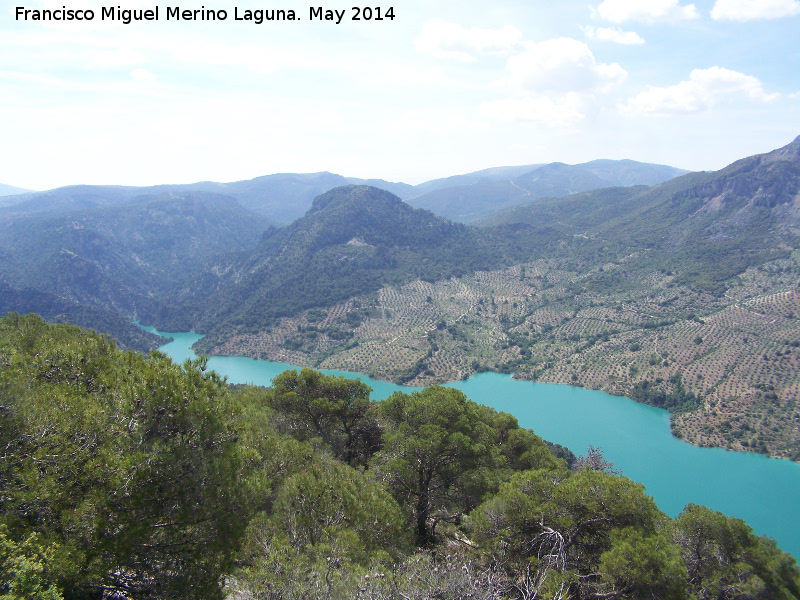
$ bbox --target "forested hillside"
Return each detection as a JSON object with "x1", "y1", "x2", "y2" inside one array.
[
  {"x1": 2, "y1": 315, "x2": 798, "y2": 599},
  {"x1": 0, "y1": 192, "x2": 269, "y2": 344},
  {"x1": 0, "y1": 281, "x2": 165, "y2": 352},
  {"x1": 173, "y1": 185, "x2": 529, "y2": 348}
]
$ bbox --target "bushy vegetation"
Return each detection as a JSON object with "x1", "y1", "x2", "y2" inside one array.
[
  {"x1": 0, "y1": 314, "x2": 245, "y2": 598},
  {"x1": 2, "y1": 315, "x2": 798, "y2": 599}
]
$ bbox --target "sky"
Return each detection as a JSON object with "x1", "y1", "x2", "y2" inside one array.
[{"x1": 1, "y1": 0, "x2": 799, "y2": 190}]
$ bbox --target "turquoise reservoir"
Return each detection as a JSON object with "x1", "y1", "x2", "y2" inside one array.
[{"x1": 142, "y1": 327, "x2": 800, "y2": 559}]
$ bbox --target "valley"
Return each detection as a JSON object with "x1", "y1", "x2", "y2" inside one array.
[
  {"x1": 7, "y1": 5, "x2": 800, "y2": 596},
  {"x1": 2, "y1": 137, "x2": 799, "y2": 460}
]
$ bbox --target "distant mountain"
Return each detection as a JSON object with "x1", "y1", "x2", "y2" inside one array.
[
  {"x1": 406, "y1": 160, "x2": 689, "y2": 223},
  {"x1": 0, "y1": 172, "x2": 415, "y2": 226},
  {"x1": 0, "y1": 160, "x2": 688, "y2": 226},
  {"x1": 0, "y1": 185, "x2": 144, "y2": 216},
  {"x1": 480, "y1": 135, "x2": 800, "y2": 293},
  {"x1": 0, "y1": 183, "x2": 32, "y2": 198},
  {"x1": 409, "y1": 163, "x2": 610, "y2": 222},
  {"x1": 411, "y1": 164, "x2": 545, "y2": 196},
  {"x1": 344, "y1": 177, "x2": 416, "y2": 199},
  {"x1": 0, "y1": 192, "x2": 270, "y2": 324},
  {"x1": 579, "y1": 159, "x2": 690, "y2": 187}
]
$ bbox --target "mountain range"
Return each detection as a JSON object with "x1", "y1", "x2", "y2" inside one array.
[
  {"x1": 173, "y1": 136, "x2": 797, "y2": 344},
  {"x1": 406, "y1": 159, "x2": 689, "y2": 222},
  {"x1": 0, "y1": 158, "x2": 686, "y2": 225},
  {"x1": 1, "y1": 138, "x2": 799, "y2": 458}
]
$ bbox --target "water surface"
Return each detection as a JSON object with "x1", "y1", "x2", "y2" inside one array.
[{"x1": 143, "y1": 327, "x2": 800, "y2": 559}]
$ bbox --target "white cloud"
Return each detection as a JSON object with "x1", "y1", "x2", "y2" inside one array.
[
  {"x1": 130, "y1": 68, "x2": 157, "y2": 83},
  {"x1": 480, "y1": 93, "x2": 587, "y2": 127},
  {"x1": 595, "y1": 0, "x2": 699, "y2": 23},
  {"x1": 582, "y1": 26, "x2": 645, "y2": 45},
  {"x1": 711, "y1": 0, "x2": 800, "y2": 21},
  {"x1": 506, "y1": 38, "x2": 627, "y2": 93},
  {"x1": 480, "y1": 37, "x2": 626, "y2": 128},
  {"x1": 414, "y1": 18, "x2": 523, "y2": 62},
  {"x1": 621, "y1": 66, "x2": 779, "y2": 115}
]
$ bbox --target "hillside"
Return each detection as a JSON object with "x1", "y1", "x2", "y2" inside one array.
[
  {"x1": 165, "y1": 185, "x2": 518, "y2": 347},
  {"x1": 197, "y1": 137, "x2": 800, "y2": 460},
  {"x1": 0, "y1": 282, "x2": 166, "y2": 352},
  {"x1": 410, "y1": 163, "x2": 545, "y2": 195},
  {"x1": 580, "y1": 158, "x2": 691, "y2": 186},
  {"x1": 407, "y1": 160, "x2": 689, "y2": 222},
  {"x1": 0, "y1": 192, "x2": 269, "y2": 342}
]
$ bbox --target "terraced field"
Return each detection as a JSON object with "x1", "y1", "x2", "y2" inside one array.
[{"x1": 207, "y1": 252, "x2": 800, "y2": 461}]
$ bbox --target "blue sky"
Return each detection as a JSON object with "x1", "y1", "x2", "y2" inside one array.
[{"x1": 1, "y1": 0, "x2": 799, "y2": 189}]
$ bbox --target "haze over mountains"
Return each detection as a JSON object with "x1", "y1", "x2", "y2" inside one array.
[
  {"x1": 0, "y1": 183, "x2": 31, "y2": 197},
  {"x1": 0, "y1": 158, "x2": 686, "y2": 225}
]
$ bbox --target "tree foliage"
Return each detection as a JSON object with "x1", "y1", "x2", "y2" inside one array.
[
  {"x1": 471, "y1": 468, "x2": 680, "y2": 599},
  {"x1": 269, "y1": 368, "x2": 382, "y2": 467},
  {"x1": 373, "y1": 386, "x2": 560, "y2": 547},
  {"x1": 674, "y1": 504, "x2": 800, "y2": 600},
  {"x1": 0, "y1": 313, "x2": 244, "y2": 599}
]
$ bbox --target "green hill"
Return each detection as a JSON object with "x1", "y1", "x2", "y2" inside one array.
[{"x1": 168, "y1": 185, "x2": 515, "y2": 346}]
